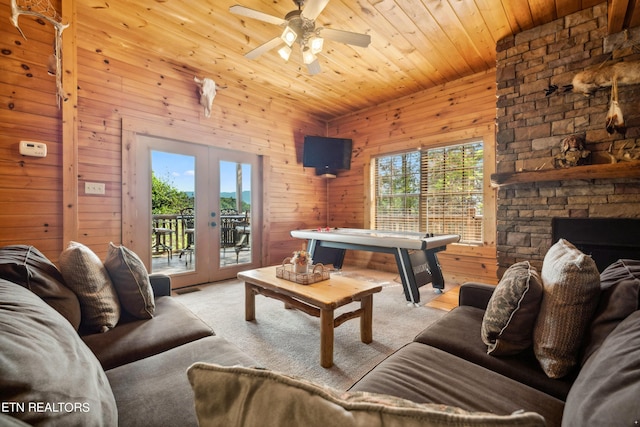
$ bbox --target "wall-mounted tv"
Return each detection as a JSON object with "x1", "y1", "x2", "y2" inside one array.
[{"x1": 302, "y1": 135, "x2": 353, "y2": 176}]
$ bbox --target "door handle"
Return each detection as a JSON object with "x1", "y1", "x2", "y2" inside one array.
[{"x1": 210, "y1": 221, "x2": 217, "y2": 227}]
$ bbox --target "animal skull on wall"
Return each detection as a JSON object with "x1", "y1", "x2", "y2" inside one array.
[{"x1": 194, "y1": 76, "x2": 216, "y2": 118}]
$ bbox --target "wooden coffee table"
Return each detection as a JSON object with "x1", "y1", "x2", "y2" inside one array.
[{"x1": 238, "y1": 266, "x2": 382, "y2": 368}]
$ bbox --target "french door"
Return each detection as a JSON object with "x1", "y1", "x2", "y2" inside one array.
[{"x1": 132, "y1": 135, "x2": 261, "y2": 288}]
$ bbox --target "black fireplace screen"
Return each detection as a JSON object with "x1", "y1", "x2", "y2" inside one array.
[{"x1": 552, "y1": 218, "x2": 640, "y2": 272}]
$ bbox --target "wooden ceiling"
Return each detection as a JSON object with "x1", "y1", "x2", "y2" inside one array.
[{"x1": 75, "y1": 0, "x2": 639, "y2": 121}]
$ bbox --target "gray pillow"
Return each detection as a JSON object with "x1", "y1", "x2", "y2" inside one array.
[
  {"x1": 533, "y1": 239, "x2": 600, "y2": 379},
  {"x1": 0, "y1": 245, "x2": 81, "y2": 329},
  {"x1": 104, "y1": 243, "x2": 155, "y2": 319},
  {"x1": 579, "y1": 259, "x2": 640, "y2": 365},
  {"x1": 0, "y1": 279, "x2": 117, "y2": 426},
  {"x1": 58, "y1": 241, "x2": 121, "y2": 333},
  {"x1": 481, "y1": 261, "x2": 543, "y2": 356},
  {"x1": 563, "y1": 311, "x2": 640, "y2": 426}
]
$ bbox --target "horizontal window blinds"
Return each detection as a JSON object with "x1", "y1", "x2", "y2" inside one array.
[
  {"x1": 374, "y1": 152, "x2": 420, "y2": 232},
  {"x1": 374, "y1": 141, "x2": 483, "y2": 244},
  {"x1": 421, "y1": 142, "x2": 483, "y2": 244}
]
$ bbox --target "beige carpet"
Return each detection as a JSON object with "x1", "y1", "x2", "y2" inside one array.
[{"x1": 175, "y1": 267, "x2": 449, "y2": 391}]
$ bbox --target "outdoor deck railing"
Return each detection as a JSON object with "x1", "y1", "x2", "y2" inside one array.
[
  {"x1": 152, "y1": 214, "x2": 184, "y2": 254},
  {"x1": 152, "y1": 213, "x2": 250, "y2": 255}
]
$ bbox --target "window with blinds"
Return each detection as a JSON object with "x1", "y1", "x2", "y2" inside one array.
[
  {"x1": 373, "y1": 151, "x2": 421, "y2": 232},
  {"x1": 373, "y1": 141, "x2": 483, "y2": 244}
]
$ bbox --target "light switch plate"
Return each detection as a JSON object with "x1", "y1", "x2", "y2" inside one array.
[{"x1": 85, "y1": 182, "x2": 106, "y2": 195}]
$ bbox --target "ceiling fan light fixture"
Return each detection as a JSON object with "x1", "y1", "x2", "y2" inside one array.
[
  {"x1": 230, "y1": 1, "x2": 369, "y2": 74},
  {"x1": 302, "y1": 48, "x2": 316, "y2": 65},
  {"x1": 309, "y1": 36, "x2": 324, "y2": 54},
  {"x1": 281, "y1": 26, "x2": 298, "y2": 46},
  {"x1": 278, "y1": 45, "x2": 292, "y2": 61}
]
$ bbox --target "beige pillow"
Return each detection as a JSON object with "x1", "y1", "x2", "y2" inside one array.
[
  {"x1": 58, "y1": 241, "x2": 120, "y2": 333},
  {"x1": 104, "y1": 243, "x2": 155, "y2": 319},
  {"x1": 187, "y1": 363, "x2": 545, "y2": 427},
  {"x1": 533, "y1": 239, "x2": 600, "y2": 378},
  {"x1": 481, "y1": 261, "x2": 543, "y2": 356}
]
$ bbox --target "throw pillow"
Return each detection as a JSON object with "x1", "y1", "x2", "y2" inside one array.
[
  {"x1": 533, "y1": 239, "x2": 600, "y2": 379},
  {"x1": 187, "y1": 363, "x2": 546, "y2": 427},
  {"x1": 58, "y1": 241, "x2": 120, "y2": 333},
  {"x1": 0, "y1": 279, "x2": 118, "y2": 426},
  {"x1": 579, "y1": 258, "x2": 640, "y2": 365},
  {"x1": 0, "y1": 244, "x2": 81, "y2": 329},
  {"x1": 104, "y1": 242, "x2": 155, "y2": 319},
  {"x1": 481, "y1": 261, "x2": 543, "y2": 356},
  {"x1": 562, "y1": 311, "x2": 640, "y2": 426}
]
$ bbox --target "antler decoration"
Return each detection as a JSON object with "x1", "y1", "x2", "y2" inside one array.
[{"x1": 10, "y1": 0, "x2": 70, "y2": 106}]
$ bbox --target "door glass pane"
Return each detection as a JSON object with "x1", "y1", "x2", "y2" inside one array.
[
  {"x1": 151, "y1": 150, "x2": 195, "y2": 274},
  {"x1": 220, "y1": 160, "x2": 252, "y2": 267}
]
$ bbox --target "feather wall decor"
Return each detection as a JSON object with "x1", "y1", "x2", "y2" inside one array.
[{"x1": 605, "y1": 76, "x2": 625, "y2": 134}]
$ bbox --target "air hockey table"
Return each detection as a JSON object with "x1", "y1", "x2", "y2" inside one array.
[{"x1": 290, "y1": 228, "x2": 460, "y2": 305}]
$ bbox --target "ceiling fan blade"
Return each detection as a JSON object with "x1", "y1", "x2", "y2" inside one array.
[
  {"x1": 307, "y1": 59, "x2": 321, "y2": 75},
  {"x1": 229, "y1": 5, "x2": 287, "y2": 26},
  {"x1": 245, "y1": 37, "x2": 285, "y2": 60},
  {"x1": 301, "y1": 0, "x2": 330, "y2": 20},
  {"x1": 320, "y1": 28, "x2": 371, "y2": 47}
]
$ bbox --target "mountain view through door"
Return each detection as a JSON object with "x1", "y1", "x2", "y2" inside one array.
[{"x1": 146, "y1": 141, "x2": 259, "y2": 288}]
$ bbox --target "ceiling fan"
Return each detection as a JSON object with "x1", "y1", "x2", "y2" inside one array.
[{"x1": 229, "y1": 0, "x2": 371, "y2": 75}]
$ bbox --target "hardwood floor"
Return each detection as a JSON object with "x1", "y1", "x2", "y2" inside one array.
[
  {"x1": 425, "y1": 285, "x2": 460, "y2": 312},
  {"x1": 158, "y1": 254, "x2": 463, "y2": 311}
]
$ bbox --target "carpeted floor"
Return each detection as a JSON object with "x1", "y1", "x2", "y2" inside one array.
[{"x1": 175, "y1": 267, "x2": 450, "y2": 391}]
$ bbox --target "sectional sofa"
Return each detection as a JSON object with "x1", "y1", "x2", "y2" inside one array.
[
  {"x1": 0, "y1": 243, "x2": 255, "y2": 426},
  {"x1": 2, "y1": 228, "x2": 639, "y2": 426},
  {"x1": 186, "y1": 239, "x2": 640, "y2": 427},
  {"x1": 349, "y1": 254, "x2": 640, "y2": 426}
]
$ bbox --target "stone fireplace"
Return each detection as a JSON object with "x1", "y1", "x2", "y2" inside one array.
[{"x1": 494, "y1": 2, "x2": 640, "y2": 276}]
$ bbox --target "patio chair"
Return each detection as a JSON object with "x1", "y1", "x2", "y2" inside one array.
[
  {"x1": 178, "y1": 208, "x2": 195, "y2": 266},
  {"x1": 152, "y1": 227, "x2": 174, "y2": 262}
]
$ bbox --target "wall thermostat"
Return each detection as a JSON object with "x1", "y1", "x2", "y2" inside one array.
[{"x1": 19, "y1": 141, "x2": 47, "y2": 158}]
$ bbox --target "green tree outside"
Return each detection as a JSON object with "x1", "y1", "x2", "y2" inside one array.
[
  {"x1": 152, "y1": 172, "x2": 192, "y2": 214},
  {"x1": 374, "y1": 142, "x2": 484, "y2": 243},
  {"x1": 220, "y1": 197, "x2": 250, "y2": 212}
]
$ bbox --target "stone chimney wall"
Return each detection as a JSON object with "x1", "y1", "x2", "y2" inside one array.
[{"x1": 495, "y1": 2, "x2": 640, "y2": 275}]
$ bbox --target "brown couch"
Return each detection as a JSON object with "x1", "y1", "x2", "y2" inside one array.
[
  {"x1": 0, "y1": 245, "x2": 256, "y2": 426},
  {"x1": 3, "y1": 233, "x2": 640, "y2": 427},
  {"x1": 175, "y1": 231, "x2": 640, "y2": 427},
  {"x1": 349, "y1": 256, "x2": 640, "y2": 427}
]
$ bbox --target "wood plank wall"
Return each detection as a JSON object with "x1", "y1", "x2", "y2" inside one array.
[
  {"x1": 1, "y1": 2, "x2": 62, "y2": 257},
  {"x1": 1, "y1": 0, "x2": 498, "y2": 284},
  {"x1": 327, "y1": 70, "x2": 500, "y2": 285},
  {"x1": 0, "y1": 0, "x2": 326, "y2": 265}
]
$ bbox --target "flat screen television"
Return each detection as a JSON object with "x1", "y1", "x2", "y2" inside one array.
[{"x1": 302, "y1": 136, "x2": 353, "y2": 175}]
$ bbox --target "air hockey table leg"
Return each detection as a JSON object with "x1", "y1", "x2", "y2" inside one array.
[
  {"x1": 426, "y1": 250, "x2": 445, "y2": 294},
  {"x1": 395, "y1": 248, "x2": 421, "y2": 305},
  {"x1": 396, "y1": 248, "x2": 446, "y2": 305}
]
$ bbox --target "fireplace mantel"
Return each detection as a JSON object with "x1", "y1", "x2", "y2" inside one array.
[{"x1": 491, "y1": 162, "x2": 640, "y2": 187}]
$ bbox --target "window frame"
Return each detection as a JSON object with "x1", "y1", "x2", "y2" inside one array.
[{"x1": 371, "y1": 140, "x2": 485, "y2": 245}]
